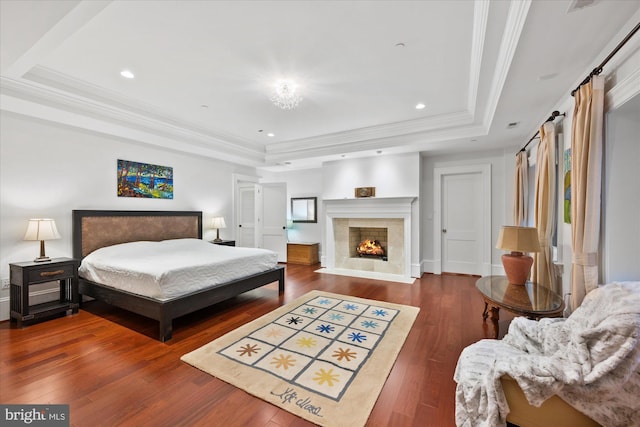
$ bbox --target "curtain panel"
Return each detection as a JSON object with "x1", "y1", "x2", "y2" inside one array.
[
  {"x1": 533, "y1": 121, "x2": 557, "y2": 293},
  {"x1": 570, "y1": 75, "x2": 604, "y2": 311},
  {"x1": 514, "y1": 150, "x2": 528, "y2": 226}
]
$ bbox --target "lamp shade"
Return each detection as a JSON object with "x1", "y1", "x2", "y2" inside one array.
[
  {"x1": 24, "y1": 219, "x2": 61, "y2": 241},
  {"x1": 24, "y1": 218, "x2": 61, "y2": 262},
  {"x1": 211, "y1": 217, "x2": 226, "y2": 229},
  {"x1": 496, "y1": 226, "x2": 540, "y2": 253}
]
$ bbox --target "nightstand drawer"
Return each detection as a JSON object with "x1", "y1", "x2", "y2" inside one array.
[{"x1": 27, "y1": 263, "x2": 74, "y2": 283}]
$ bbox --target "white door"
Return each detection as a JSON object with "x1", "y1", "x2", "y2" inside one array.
[
  {"x1": 261, "y1": 183, "x2": 287, "y2": 262},
  {"x1": 441, "y1": 172, "x2": 483, "y2": 275},
  {"x1": 237, "y1": 184, "x2": 258, "y2": 247}
]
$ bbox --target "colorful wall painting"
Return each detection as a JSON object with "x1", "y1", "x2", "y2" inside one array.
[
  {"x1": 563, "y1": 148, "x2": 571, "y2": 223},
  {"x1": 117, "y1": 159, "x2": 173, "y2": 199}
]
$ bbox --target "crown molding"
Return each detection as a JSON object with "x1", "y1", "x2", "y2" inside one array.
[
  {"x1": 265, "y1": 121, "x2": 488, "y2": 164},
  {"x1": 481, "y1": 0, "x2": 532, "y2": 129},
  {"x1": 467, "y1": 0, "x2": 490, "y2": 114},
  {"x1": 606, "y1": 66, "x2": 640, "y2": 111},
  {"x1": 2, "y1": 1, "x2": 111, "y2": 78},
  {"x1": 265, "y1": 108, "x2": 475, "y2": 157},
  {"x1": 24, "y1": 66, "x2": 261, "y2": 151},
  {"x1": 1, "y1": 75, "x2": 266, "y2": 166}
]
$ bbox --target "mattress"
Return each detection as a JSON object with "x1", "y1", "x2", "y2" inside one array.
[{"x1": 78, "y1": 238, "x2": 278, "y2": 300}]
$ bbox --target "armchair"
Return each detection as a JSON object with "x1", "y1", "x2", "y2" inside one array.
[
  {"x1": 501, "y1": 375, "x2": 600, "y2": 427},
  {"x1": 454, "y1": 281, "x2": 640, "y2": 427}
]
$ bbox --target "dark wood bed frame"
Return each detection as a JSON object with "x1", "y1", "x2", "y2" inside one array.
[{"x1": 72, "y1": 210, "x2": 285, "y2": 342}]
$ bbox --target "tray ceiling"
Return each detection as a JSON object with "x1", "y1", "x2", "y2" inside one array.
[{"x1": 1, "y1": 0, "x2": 638, "y2": 169}]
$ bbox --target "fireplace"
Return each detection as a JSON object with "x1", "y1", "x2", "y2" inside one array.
[
  {"x1": 356, "y1": 239, "x2": 385, "y2": 258},
  {"x1": 351, "y1": 227, "x2": 387, "y2": 260},
  {"x1": 323, "y1": 197, "x2": 417, "y2": 278}
]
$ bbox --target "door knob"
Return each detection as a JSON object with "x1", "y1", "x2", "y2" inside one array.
[
  {"x1": 442, "y1": 229, "x2": 447, "y2": 233},
  {"x1": 239, "y1": 224, "x2": 242, "y2": 228}
]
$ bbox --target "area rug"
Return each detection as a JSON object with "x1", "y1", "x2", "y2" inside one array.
[{"x1": 181, "y1": 290, "x2": 419, "y2": 427}]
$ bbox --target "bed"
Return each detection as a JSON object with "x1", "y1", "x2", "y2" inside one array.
[{"x1": 72, "y1": 210, "x2": 285, "y2": 342}]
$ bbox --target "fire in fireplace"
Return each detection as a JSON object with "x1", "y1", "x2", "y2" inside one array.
[{"x1": 356, "y1": 239, "x2": 385, "y2": 258}]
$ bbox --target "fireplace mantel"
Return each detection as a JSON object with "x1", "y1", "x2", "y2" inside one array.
[
  {"x1": 323, "y1": 197, "x2": 416, "y2": 216},
  {"x1": 323, "y1": 197, "x2": 417, "y2": 279}
]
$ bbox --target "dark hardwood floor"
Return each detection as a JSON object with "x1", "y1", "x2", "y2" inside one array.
[{"x1": 0, "y1": 264, "x2": 513, "y2": 426}]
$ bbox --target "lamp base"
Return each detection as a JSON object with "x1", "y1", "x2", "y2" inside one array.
[
  {"x1": 213, "y1": 239, "x2": 222, "y2": 243},
  {"x1": 34, "y1": 240, "x2": 51, "y2": 262},
  {"x1": 502, "y1": 252, "x2": 533, "y2": 285}
]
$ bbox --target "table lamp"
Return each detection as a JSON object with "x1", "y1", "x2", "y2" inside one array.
[
  {"x1": 211, "y1": 216, "x2": 226, "y2": 243},
  {"x1": 24, "y1": 218, "x2": 61, "y2": 262},
  {"x1": 496, "y1": 226, "x2": 540, "y2": 285}
]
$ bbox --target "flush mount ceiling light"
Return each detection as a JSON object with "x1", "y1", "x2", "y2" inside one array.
[
  {"x1": 270, "y1": 79, "x2": 302, "y2": 110},
  {"x1": 120, "y1": 69, "x2": 135, "y2": 79}
]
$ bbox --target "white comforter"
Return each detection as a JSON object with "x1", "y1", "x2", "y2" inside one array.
[
  {"x1": 79, "y1": 238, "x2": 278, "y2": 300},
  {"x1": 454, "y1": 281, "x2": 640, "y2": 427}
]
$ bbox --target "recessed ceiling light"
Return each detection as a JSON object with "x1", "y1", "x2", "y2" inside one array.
[
  {"x1": 415, "y1": 103, "x2": 426, "y2": 110},
  {"x1": 258, "y1": 129, "x2": 263, "y2": 132},
  {"x1": 376, "y1": 150, "x2": 383, "y2": 154},
  {"x1": 200, "y1": 104, "x2": 209, "y2": 108},
  {"x1": 537, "y1": 72, "x2": 558, "y2": 81},
  {"x1": 120, "y1": 70, "x2": 135, "y2": 79},
  {"x1": 507, "y1": 122, "x2": 520, "y2": 129},
  {"x1": 341, "y1": 154, "x2": 346, "y2": 158},
  {"x1": 267, "y1": 133, "x2": 275, "y2": 137},
  {"x1": 284, "y1": 161, "x2": 291, "y2": 165},
  {"x1": 395, "y1": 42, "x2": 406, "y2": 48}
]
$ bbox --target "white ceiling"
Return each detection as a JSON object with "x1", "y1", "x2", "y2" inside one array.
[{"x1": 1, "y1": 0, "x2": 639, "y2": 171}]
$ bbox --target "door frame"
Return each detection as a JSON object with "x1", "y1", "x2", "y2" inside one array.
[{"x1": 433, "y1": 163, "x2": 491, "y2": 276}]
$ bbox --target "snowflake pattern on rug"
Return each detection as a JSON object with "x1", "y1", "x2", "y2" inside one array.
[{"x1": 217, "y1": 295, "x2": 400, "y2": 400}]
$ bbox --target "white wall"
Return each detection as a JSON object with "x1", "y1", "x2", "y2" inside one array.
[
  {"x1": 0, "y1": 111, "x2": 254, "y2": 320},
  {"x1": 322, "y1": 152, "x2": 420, "y2": 199},
  {"x1": 603, "y1": 94, "x2": 640, "y2": 282}
]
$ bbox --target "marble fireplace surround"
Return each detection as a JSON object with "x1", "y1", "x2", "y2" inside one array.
[{"x1": 323, "y1": 197, "x2": 416, "y2": 279}]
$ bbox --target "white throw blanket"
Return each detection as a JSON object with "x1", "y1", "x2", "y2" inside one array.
[{"x1": 454, "y1": 281, "x2": 640, "y2": 427}]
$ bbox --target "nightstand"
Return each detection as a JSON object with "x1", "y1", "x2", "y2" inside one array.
[
  {"x1": 9, "y1": 257, "x2": 79, "y2": 327},
  {"x1": 212, "y1": 240, "x2": 235, "y2": 246}
]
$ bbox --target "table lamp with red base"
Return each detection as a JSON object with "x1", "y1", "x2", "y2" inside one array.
[{"x1": 496, "y1": 226, "x2": 540, "y2": 285}]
